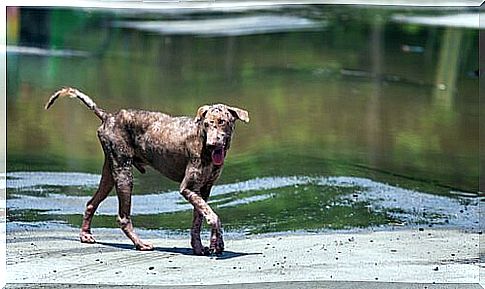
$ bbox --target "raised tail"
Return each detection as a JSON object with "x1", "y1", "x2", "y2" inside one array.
[{"x1": 45, "y1": 87, "x2": 107, "y2": 120}]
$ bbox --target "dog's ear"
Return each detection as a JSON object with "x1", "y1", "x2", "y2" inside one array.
[
  {"x1": 227, "y1": 106, "x2": 250, "y2": 123},
  {"x1": 196, "y1": 105, "x2": 211, "y2": 122}
]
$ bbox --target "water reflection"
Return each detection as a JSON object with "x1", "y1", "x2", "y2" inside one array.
[
  {"x1": 113, "y1": 15, "x2": 323, "y2": 36},
  {"x1": 6, "y1": 5, "x2": 480, "y2": 232}
]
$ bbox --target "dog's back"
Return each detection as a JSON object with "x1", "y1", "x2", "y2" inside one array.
[{"x1": 99, "y1": 109, "x2": 202, "y2": 182}]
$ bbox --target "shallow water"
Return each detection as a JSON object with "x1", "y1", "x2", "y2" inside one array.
[
  {"x1": 6, "y1": 171, "x2": 480, "y2": 234},
  {"x1": 6, "y1": 5, "x2": 480, "y2": 234}
]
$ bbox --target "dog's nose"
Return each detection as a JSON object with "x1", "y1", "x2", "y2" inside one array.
[{"x1": 208, "y1": 140, "x2": 225, "y2": 148}]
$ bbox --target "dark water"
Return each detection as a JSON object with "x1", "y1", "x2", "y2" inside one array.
[{"x1": 6, "y1": 6, "x2": 481, "y2": 235}]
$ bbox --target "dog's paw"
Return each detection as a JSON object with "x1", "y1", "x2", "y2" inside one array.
[
  {"x1": 135, "y1": 241, "x2": 154, "y2": 251},
  {"x1": 215, "y1": 244, "x2": 224, "y2": 256},
  {"x1": 209, "y1": 239, "x2": 224, "y2": 256},
  {"x1": 208, "y1": 247, "x2": 224, "y2": 256},
  {"x1": 193, "y1": 246, "x2": 211, "y2": 256},
  {"x1": 80, "y1": 232, "x2": 96, "y2": 244}
]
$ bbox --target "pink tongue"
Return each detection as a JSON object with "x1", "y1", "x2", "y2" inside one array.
[{"x1": 212, "y1": 148, "x2": 225, "y2": 165}]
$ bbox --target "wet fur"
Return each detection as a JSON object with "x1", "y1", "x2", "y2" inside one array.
[{"x1": 45, "y1": 87, "x2": 249, "y2": 255}]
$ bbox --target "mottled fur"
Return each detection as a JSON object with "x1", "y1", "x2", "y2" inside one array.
[{"x1": 45, "y1": 87, "x2": 249, "y2": 255}]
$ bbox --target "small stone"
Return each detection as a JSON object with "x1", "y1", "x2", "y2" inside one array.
[
  {"x1": 148, "y1": 266, "x2": 154, "y2": 270},
  {"x1": 433, "y1": 267, "x2": 439, "y2": 271}
]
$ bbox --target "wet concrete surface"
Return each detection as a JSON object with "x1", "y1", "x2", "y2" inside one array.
[
  {"x1": 4, "y1": 281, "x2": 484, "y2": 289},
  {"x1": 5, "y1": 227, "x2": 481, "y2": 287}
]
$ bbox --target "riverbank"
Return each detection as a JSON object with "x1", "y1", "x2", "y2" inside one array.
[{"x1": 5, "y1": 226, "x2": 481, "y2": 287}]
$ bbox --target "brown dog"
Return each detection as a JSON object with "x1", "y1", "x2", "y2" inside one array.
[{"x1": 45, "y1": 87, "x2": 249, "y2": 255}]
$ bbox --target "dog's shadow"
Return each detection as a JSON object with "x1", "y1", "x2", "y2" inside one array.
[{"x1": 97, "y1": 241, "x2": 261, "y2": 260}]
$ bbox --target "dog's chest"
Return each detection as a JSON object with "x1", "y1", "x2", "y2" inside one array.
[{"x1": 200, "y1": 163, "x2": 223, "y2": 185}]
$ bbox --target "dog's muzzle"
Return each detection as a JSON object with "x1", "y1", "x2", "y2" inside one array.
[{"x1": 210, "y1": 146, "x2": 225, "y2": 166}]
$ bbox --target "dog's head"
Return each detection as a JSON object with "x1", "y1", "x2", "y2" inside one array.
[{"x1": 196, "y1": 104, "x2": 249, "y2": 166}]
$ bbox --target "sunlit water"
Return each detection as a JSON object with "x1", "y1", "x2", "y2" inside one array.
[
  {"x1": 6, "y1": 171, "x2": 480, "y2": 234},
  {"x1": 6, "y1": 5, "x2": 480, "y2": 234}
]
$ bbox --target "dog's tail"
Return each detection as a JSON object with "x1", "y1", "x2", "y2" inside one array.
[{"x1": 44, "y1": 87, "x2": 107, "y2": 120}]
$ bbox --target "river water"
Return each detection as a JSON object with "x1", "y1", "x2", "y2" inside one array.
[{"x1": 6, "y1": 5, "x2": 481, "y2": 234}]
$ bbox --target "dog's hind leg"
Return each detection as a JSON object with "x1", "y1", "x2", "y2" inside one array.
[
  {"x1": 98, "y1": 123, "x2": 153, "y2": 251},
  {"x1": 113, "y1": 164, "x2": 154, "y2": 251},
  {"x1": 80, "y1": 158, "x2": 114, "y2": 243}
]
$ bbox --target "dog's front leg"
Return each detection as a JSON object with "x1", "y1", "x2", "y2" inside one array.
[
  {"x1": 190, "y1": 208, "x2": 206, "y2": 255},
  {"x1": 180, "y1": 174, "x2": 223, "y2": 255},
  {"x1": 189, "y1": 185, "x2": 214, "y2": 255}
]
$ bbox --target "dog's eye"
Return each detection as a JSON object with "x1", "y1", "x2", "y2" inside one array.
[
  {"x1": 204, "y1": 123, "x2": 209, "y2": 128},
  {"x1": 218, "y1": 119, "x2": 225, "y2": 125}
]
